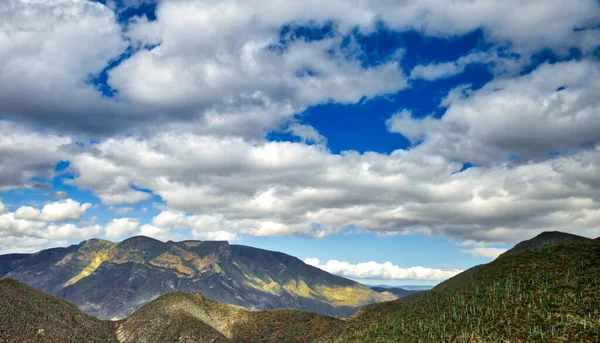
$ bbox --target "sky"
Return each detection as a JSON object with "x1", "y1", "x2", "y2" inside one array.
[{"x1": 1, "y1": 0, "x2": 600, "y2": 286}]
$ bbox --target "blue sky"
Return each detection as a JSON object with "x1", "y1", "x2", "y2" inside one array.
[{"x1": 1, "y1": 0, "x2": 599, "y2": 285}]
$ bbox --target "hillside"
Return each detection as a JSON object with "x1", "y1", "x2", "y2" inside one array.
[
  {"x1": 117, "y1": 291, "x2": 345, "y2": 343},
  {"x1": 0, "y1": 278, "x2": 117, "y2": 343},
  {"x1": 336, "y1": 238, "x2": 600, "y2": 342},
  {"x1": 0, "y1": 237, "x2": 394, "y2": 319},
  {"x1": 499, "y1": 231, "x2": 592, "y2": 257}
]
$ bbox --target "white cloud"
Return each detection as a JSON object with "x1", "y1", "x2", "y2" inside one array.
[
  {"x1": 0, "y1": 121, "x2": 71, "y2": 190},
  {"x1": 389, "y1": 60, "x2": 600, "y2": 163},
  {"x1": 0, "y1": 236, "x2": 68, "y2": 255},
  {"x1": 0, "y1": 0, "x2": 127, "y2": 133},
  {"x1": 304, "y1": 258, "x2": 462, "y2": 281},
  {"x1": 0, "y1": 207, "x2": 102, "y2": 254},
  {"x1": 39, "y1": 199, "x2": 92, "y2": 222},
  {"x1": 45, "y1": 223, "x2": 104, "y2": 241},
  {"x1": 410, "y1": 52, "x2": 493, "y2": 81},
  {"x1": 104, "y1": 218, "x2": 141, "y2": 239},
  {"x1": 0, "y1": 201, "x2": 6, "y2": 215},
  {"x1": 14, "y1": 199, "x2": 92, "y2": 223},
  {"x1": 286, "y1": 123, "x2": 327, "y2": 145},
  {"x1": 13, "y1": 206, "x2": 42, "y2": 221},
  {"x1": 0, "y1": 0, "x2": 597, "y2": 138},
  {"x1": 0, "y1": 0, "x2": 599, "y2": 250},
  {"x1": 138, "y1": 224, "x2": 181, "y2": 242},
  {"x1": 54, "y1": 125, "x2": 600, "y2": 244},
  {"x1": 460, "y1": 247, "x2": 508, "y2": 259}
]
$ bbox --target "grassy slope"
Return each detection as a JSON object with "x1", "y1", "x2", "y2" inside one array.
[
  {"x1": 118, "y1": 291, "x2": 345, "y2": 343},
  {"x1": 335, "y1": 241, "x2": 600, "y2": 342},
  {"x1": 0, "y1": 279, "x2": 117, "y2": 343}
]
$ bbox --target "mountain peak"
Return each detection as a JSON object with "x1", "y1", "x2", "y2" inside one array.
[
  {"x1": 121, "y1": 235, "x2": 164, "y2": 245},
  {"x1": 500, "y1": 231, "x2": 592, "y2": 257}
]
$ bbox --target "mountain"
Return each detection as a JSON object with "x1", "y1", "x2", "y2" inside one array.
[
  {"x1": 369, "y1": 286, "x2": 418, "y2": 298},
  {"x1": 2, "y1": 232, "x2": 598, "y2": 342},
  {"x1": 0, "y1": 236, "x2": 394, "y2": 319},
  {"x1": 117, "y1": 290, "x2": 345, "y2": 343},
  {"x1": 337, "y1": 235, "x2": 600, "y2": 342},
  {"x1": 499, "y1": 231, "x2": 592, "y2": 257},
  {"x1": 0, "y1": 278, "x2": 117, "y2": 342},
  {"x1": 0, "y1": 278, "x2": 344, "y2": 343}
]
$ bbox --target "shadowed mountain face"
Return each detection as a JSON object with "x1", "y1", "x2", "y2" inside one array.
[
  {"x1": 499, "y1": 231, "x2": 593, "y2": 257},
  {"x1": 0, "y1": 236, "x2": 394, "y2": 320}
]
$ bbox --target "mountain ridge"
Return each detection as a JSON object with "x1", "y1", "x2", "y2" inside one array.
[
  {"x1": 0, "y1": 236, "x2": 395, "y2": 320},
  {"x1": 499, "y1": 230, "x2": 593, "y2": 257}
]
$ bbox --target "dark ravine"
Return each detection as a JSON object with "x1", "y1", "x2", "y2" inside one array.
[
  {"x1": 1, "y1": 231, "x2": 599, "y2": 343},
  {"x1": 0, "y1": 236, "x2": 394, "y2": 320}
]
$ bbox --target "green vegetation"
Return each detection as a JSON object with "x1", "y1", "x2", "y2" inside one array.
[
  {"x1": 0, "y1": 278, "x2": 116, "y2": 343},
  {"x1": 334, "y1": 241, "x2": 600, "y2": 342},
  {"x1": 117, "y1": 290, "x2": 347, "y2": 343}
]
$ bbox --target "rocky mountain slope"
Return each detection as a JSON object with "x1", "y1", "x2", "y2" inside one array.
[
  {"x1": 0, "y1": 236, "x2": 394, "y2": 319},
  {"x1": 2, "y1": 231, "x2": 598, "y2": 343}
]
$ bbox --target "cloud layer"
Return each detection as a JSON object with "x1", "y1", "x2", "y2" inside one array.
[
  {"x1": 0, "y1": 0, "x2": 599, "y2": 255},
  {"x1": 304, "y1": 258, "x2": 462, "y2": 281}
]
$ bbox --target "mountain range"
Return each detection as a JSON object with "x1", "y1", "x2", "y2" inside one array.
[
  {"x1": 1, "y1": 231, "x2": 598, "y2": 342},
  {"x1": 0, "y1": 236, "x2": 394, "y2": 319},
  {"x1": 369, "y1": 286, "x2": 418, "y2": 298}
]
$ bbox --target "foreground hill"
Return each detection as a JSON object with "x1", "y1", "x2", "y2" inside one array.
[
  {"x1": 0, "y1": 236, "x2": 393, "y2": 319},
  {"x1": 0, "y1": 279, "x2": 343, "y2": 343},
  {"x1": 336, "y1": 233, "x2": 600, "y2": 342},
  {"x1": 0, "y1": 278, "x2": 116, "y2": 342},
  {"x1": 117, "y1": 291, "x2": 344, "y2": 343}
]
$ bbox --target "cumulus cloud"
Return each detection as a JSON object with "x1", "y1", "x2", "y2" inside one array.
[
  {"x1": 460, "y1": 247, "x2": 508, "y2": 259},
  {"x1": 389, "y1": 60, "x2": 600, "y2": 163},
  {"x1": 14, "y1": 199, "x2": 92, "y2": 223},
  {"x1": 0, "y1": 208, "x2": 101, "y2": 254},
  {"x1": 0, "y1": 201, "x2": 6, "y2": 215},
  {"x1": 304, "y1": 258, "x2": 462, "y2": 281},
  {"x1": 1, "y1": 0, "x2": 597, "y2": 137},
  {"x1": 0, "y1": 0, "x2": 128, "y2": 134},
  {"x1": 55, "y1": 125, "x2": 600, "y2": 244},
  {"x1": 0, "y1": 121, "x2": 71, "y2": 190},
  {"x1": 104, "y1": 218, "x2": 141, "y2": 239},
  {"x1": 0, "y1": 236, "x2": 68, "y2": 255}
]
